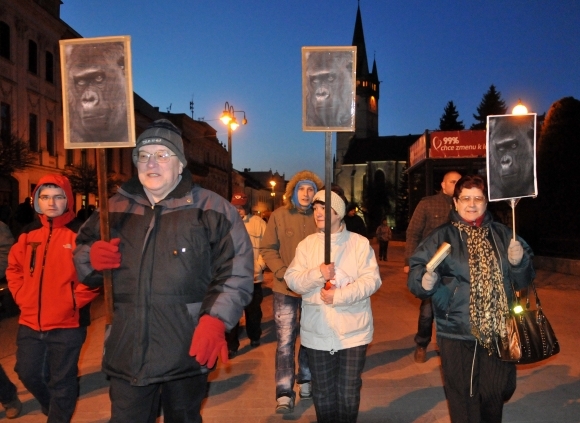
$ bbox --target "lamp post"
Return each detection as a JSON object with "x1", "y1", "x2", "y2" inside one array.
[
  {"x1": 220, "y1": 102, "x2": 248, "y2": 200},
  {"x1": 270, "y1": 180, "x2": 276, "y2": 210}
]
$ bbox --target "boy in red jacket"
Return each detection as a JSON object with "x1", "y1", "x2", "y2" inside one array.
[{"x1": 7, "y1": 174, "x2": 100, "y2": 422}]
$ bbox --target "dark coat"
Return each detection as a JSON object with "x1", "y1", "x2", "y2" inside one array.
[
  {"x1": 407, "y1": 209, "x2": 534, "y2": 342},
  {"x1": 74, "y1": 170, "x2": 254, "y2": 386}
]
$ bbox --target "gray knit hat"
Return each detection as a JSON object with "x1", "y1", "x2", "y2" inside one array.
[{"x1": 132, "y1": 119, "x2": 187, "y2": 166}]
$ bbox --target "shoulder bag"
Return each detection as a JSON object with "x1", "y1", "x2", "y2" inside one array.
[{"x1": 497, "y1": 280, "x2": 560, "y2": 364}]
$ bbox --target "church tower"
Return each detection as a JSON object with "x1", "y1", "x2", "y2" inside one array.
[{"x1": 335, "y1": 4, "x2": 380, "y2": 171}]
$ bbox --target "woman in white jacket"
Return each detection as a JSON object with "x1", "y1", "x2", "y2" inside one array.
[{"x1": 285, "y1": 189, "x2": 381, "y2": 423}]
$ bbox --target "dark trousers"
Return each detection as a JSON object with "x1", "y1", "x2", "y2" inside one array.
[
  {"x1": 226, "y1": 283, "x2": 263, "y2": 352},
  {"x1": 439, "y1": 337, "x2": 516, "y2": 423},
  {"x1": 305, "y1": 345, "x2": 367, "y2": 423},
  {"x1": 414, "y1": 298, "x2": 434, "y2": 348},
  {"x1": 109, "y1": 373, "x2": 209, "y2": 423},
  {"x1": 378, "y1": 240, "x2": 389, "y2": 260},
  {"x1": 0, "y1": 364, "x2": 17, "y2": 405},
  {"x1": 15, "y1": 325, "x2": 86, "y2": 423}
]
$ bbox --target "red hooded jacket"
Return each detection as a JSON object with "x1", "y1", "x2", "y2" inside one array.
[{"x1": 7, "y1": 174, "x2": 100, "y2": 331}]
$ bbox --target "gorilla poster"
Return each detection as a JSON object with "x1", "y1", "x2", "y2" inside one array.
[
  {"x1": 60, "y1": 36, "x2": 135, "y2": 149},
  {"x1": 486, "y1": 114, "x2": 537, "y2": 201},
  {"x1": 302, "y1": 46, "x2": 356, "y2": 132}
]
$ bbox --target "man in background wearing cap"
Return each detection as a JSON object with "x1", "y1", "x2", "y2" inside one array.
[
  {"x1": 261, "y1": 170, "x2": 323, "y2": 414},
  {"x1": 285, "y1": 188, "x2": 381, "y2": 423},
  {"x1": 7, "y1": 174, "x2": 100, "y2": 421},
  {"x1": 227, "y1": 192, "x2": 267, "y2": 357},
  {"x1": 73, "y1": 119, "x2": 253, "y2": 422}
]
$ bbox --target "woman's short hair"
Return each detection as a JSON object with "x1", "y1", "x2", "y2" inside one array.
[{"x1": 453, "y1": 175, "x2": 487, "y2": 199}]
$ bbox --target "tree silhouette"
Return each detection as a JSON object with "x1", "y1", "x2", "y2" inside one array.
[
  {"x1": 62, "y1": 164, "x2": 123, "y2": 203},
  {"x1": 471, "y1": 85, "x2": 507, "y2": 129},
  {"x1": 439, "y1": 101, "x2": 465, "y2": 131},
  {"x1": 519, "y1": 96, "x2": 580, "y2": 258},
  {"x1": 0, "y1": 134, "x2": 36, "y2": 177}
]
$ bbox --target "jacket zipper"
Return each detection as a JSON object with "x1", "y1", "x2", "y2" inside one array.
[
  {"x1": 37, "y1": 219, "x2": 53, "y2": 330},
  {"x1": 70, "y1": 281, "x2": 77, "y2": 315}
]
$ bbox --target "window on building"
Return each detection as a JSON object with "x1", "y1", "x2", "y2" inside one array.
[
  {"x1": 29, "y1": 113, "x2": 38, "y2": 151},
  {"x1": 46, "y1": 120, "x2": 55, "y2": 156},
  {"x1": 45, "y1": 51, "x2": 54, "y2": 83},
  {"x1": 0, "y1": 21, "x2": 10, "y2": 60},
  {"x1": 66, "y1": 149, "x2": 74, "y2": 166},
  {"x1": 1, "y1": 102, "x2": 11, "y2": 145},
  {"x1": 28, "y1": 40, "x2": 38, "y2": 74}
]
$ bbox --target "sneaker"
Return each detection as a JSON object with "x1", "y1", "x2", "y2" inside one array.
[
  {"x1": 228, "y1": 349, "x2": 237, "y2": 359},
  {"x1": 3, "y1": 397, "x2": 22, "y2": 419},
  {"x1": 414, "y1": 346, "x2": 427, "y2": 363},
  {"x1": 250, "y1": 340, "x2": 260, "y2": 348},
  {"x1": 299, "y1": 382, "x2": 312, "y2": 399},
  {"x1": 275, "y1": 396, "x2": 294, "y2": 414}
]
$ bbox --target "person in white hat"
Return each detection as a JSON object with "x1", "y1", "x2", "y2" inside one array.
[{"x1": 285, "y1": 188, "x2": 381, "y2": 423}]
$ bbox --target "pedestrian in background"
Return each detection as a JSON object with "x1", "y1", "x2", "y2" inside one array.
[
  {"x1": 261, "y1": 169, "x2": 323, "y2": 414},
  {"x1": 73, "y1": 119, "x2": 253, "y2": 422},
  {"x1": 7, "y1": 175, "x2": 100, "y2": 421},
  {"x1": 375, "y1": 218, "x2": 392, "y2": 261},
  {"x1": 286, "y1": 189, "x2": 381, "y2": 423},
  {"x1": 0, "y1": 220, "x2": 21, "y2": 419},
  {"x1": 344, "y1": 203, "x2": 366, "y2": 237},
  {"x1": 405, "y1": 170, "x2": 461, "y2": 363},
  {"x1": 226, "y1": 192, "x2": 267, "y2": 358},
  {"x1": 408, "y1": 175, "x2": 534, "y2": 422}
]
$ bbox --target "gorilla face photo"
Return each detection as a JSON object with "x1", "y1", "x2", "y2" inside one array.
[
  {"x1": 302, "y1": 47, "x2": 356, "y2": 131},
  {"x1": 60, "y1": 36, "x2": 135, "y2": 148},
  {"x1": 487, "y1": 114, "x2": 537, "y2": 201}
]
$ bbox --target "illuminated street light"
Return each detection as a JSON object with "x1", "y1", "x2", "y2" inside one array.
[
  {"x1": 220, "y1": 101, "x2": 248, "y2": 199},
  {"x1": 512, "y1": 99, "x2": 528, "y2": 115}
]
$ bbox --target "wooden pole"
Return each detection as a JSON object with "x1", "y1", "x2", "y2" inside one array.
[
  {"x1": 96, "y1": 149, "x2": 114, "y2": 325},
  {"x1": 324, "y1": 132, "x2": 332, "y2": 290}
]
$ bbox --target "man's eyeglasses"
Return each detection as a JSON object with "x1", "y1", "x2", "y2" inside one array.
[
  {"x1": 457, "y1": 196, "x2": 485, "y2": 205},
  {"x1": 137, "y1": 150, "x2": 176, "y2": 163},
  {"x1": 38, "y1": 195, "x2": 66, "y2": 202}
]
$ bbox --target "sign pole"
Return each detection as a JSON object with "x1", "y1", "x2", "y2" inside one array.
[
  {"x1": 324, "y1": 131, "x2": 332, "y2": 289},
  {"x1": 96, "y1": 149, "x2": 114, "y2": 325}
]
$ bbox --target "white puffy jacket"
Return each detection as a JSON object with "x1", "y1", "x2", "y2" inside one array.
[{"x1": 285, "y1": 226, "x2": 381, "y2": 352}]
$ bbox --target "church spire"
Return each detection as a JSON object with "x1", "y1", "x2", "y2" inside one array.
[{"x1": 352, "y1": 3, "x2": 369, "y2": 76}]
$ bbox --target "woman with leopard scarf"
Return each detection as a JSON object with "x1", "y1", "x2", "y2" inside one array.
[{"x1": 407, "y1": 175, "x2": 534, "y2": 423}]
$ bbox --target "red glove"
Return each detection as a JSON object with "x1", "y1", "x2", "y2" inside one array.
[
  {"x1": 90, "y1": 238, "x2": 121, "y2": 271},
  {"x1": 189, "y1": 315, "x2": 228, "y2": 367}
]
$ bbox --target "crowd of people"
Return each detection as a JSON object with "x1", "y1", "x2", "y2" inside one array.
[{"x1": 0, "y1": 121, "x2": 536, "y2": 422}]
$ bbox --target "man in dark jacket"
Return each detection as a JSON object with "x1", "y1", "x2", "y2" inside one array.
[
  {"x1": 404, "y1": 171, "x2": 461, "y2": 363},
  {"x1": 73, "y1": 119, "x2": 254, "y2": 422}
]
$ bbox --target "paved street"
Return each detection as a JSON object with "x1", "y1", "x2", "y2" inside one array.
[{"x1": 1, "y1": 240, "x2": 579, "y2": 422}]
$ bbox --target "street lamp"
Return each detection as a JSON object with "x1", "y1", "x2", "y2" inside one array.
[
  {"x1": 270, "y1": 180, "x2": 276, "y2": 210},
  {"x1": 220, "y1": 101, "x2": 248, "y2": 199},
  {"x1": 512, "y1": 99, "x2": 528, "y2": 115}
]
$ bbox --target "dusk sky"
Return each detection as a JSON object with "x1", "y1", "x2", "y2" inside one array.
[{"x1": 61, "y1": 1, "x2": 580, "y2": 179}]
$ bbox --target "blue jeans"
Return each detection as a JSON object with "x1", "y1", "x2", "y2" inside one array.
[
  {"x1": 0, "y1": 364, "x2": 17, "y2": 405},
  {"x1": 15, "y1": 325, "x2": 87, "y2": 422},
  {"x1": 273, "y1": 292, "x2": 310, "y2": 400}
]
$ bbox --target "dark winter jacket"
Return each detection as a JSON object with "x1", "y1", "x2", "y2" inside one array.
[
  {"x1": 407, "y1": 209, "x2": 534, "y2": 342},
  {"x1": 73, "y1": 169, "x2": 254, "y2": 386},
  {"x1": 7, "y1": 174, "x2": 100, "y2": 331}
]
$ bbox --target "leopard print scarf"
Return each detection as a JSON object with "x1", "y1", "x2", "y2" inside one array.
[{"x1": 451, "y1": 221, "x2": 510, "y2": 354}]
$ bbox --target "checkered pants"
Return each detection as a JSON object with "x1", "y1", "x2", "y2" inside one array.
[{"x1": 304, "y1": 345, "x2": 367, "y2": 423}]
